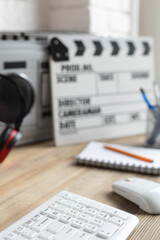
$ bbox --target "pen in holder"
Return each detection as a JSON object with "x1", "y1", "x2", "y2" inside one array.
[{"x1": 146, "y1": 107, "x2": 160, "y2": 147}]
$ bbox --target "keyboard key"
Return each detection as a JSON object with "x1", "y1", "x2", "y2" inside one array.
[
  {"x1": 24, "y1": 220, "x2": 35, "y2": 228},
  {"x1": 4, "y1": 232, "x2": 18, "y2": 240},
  {"x1": 84, "y1": 224, "x2": 98, "y2": 233},
  {"x1": 62, "y1": 200, "x2": 75, "y2": 207},
  {"x1": 59, "y1": 214, "x2": 73, "y2": 224},
  {"x1": 69, "y1": 194, "x2": 81, "y2": 202},
  {"x1": 5, "y1": 234, "x2": 26, "y2": 240},
  {"x1": 101, "y1": 209, "x2": 115, "y2": 217},
  {"x1": 74, "y1": 204, "x2": 86, "y2": 212},
  {"x1": 56, "y1": 198, "x2": 65, "y2": 204},
  {"x1": 97, "y1": 223, "x2": 118, "y2": 239},
  {"x1": 22, "y1": 228, "x2": 37, "y2": 239},
  {"x1": 80, "y1": 199, "x2": 102, "y2": 210},
  {"x1": 31, "y1": 217, "x2": 53, "y2": 232},
  {"x1": 67, "y1": 209, "x2": 79, "y2": 218},
  {"x1": 78, "y1": 213, "x2": 92, "y2": 222},
  {"x1": 41, "y1": 208, "x2": 52, "y2": 215},
  {"x1": 102, "y1": 208, "x2": 128, "y2": 220},
  {"x1": 38, "y1": 231, "x2": 53, "y2": 240},
  {"x1": 69, "y1": 231, "x2": 91, "y2": 240},
  {"x1": 109, "y1": 216, "x2": 124, "y2": 226},
  {"x1": 87, "y1": 237, "x2": 105, "y2": 240},
  {"x1": 49, "y1": 203, "x2": 58, "y2": 210},
  {"x1": 14, "y1": 226, "x2": 26, "y2": 235},
  {"x1": 48, "y1": 211, "x2": 61, "y2": 219},
  {"x1": 91, "y1": 218, "x2": 104, "y2": 227},
  {"x1": 85, "y1": 207, "x2": 98, "y2": 216},
  {"x1": 47, "y1": 220, "x2": 65, "y2": 234},
  {"x1": 58, "y1": 191, "x2": 71, "y2": 199},
  {"x1": 113, "y1": 210, "x2": 129, "y2": 220},
  {"x1": 71, "y1": 219, "x2": 85, "y2": 229},
  {"x1": 102, "y1": 205, "x2": 119, "y2": 214},
  {"x1": 30, "y1": 238, "x2": 41, "y2": 240},
  {"x1": 55, "y1": 205, "x2": 68, "y2": 213},
  {"x1": 33, "y1": 214, "x2": 43, "y2": 222},
  {"x1": 97, "y1": 212, "x2": 109, "y2": 221},
  {"x1": 51, "y1": 226, "x2": 77, "y2": 240},
  {"x1": 102, "y1": 207, "x2": 128, "y2": 220}
]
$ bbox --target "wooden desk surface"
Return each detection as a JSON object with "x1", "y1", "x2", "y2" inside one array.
[{"x1": 0, "y1": 135, "x2": 160, "y2": 239}]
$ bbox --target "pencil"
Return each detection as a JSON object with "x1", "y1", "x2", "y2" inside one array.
[{"x1": 105, "y1": 145, "x2": 153, "y2": 163}]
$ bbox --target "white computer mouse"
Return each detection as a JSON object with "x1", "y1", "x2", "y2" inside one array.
[{"x1": 112, "y1": 177, "x2": 160, "y2": 214}]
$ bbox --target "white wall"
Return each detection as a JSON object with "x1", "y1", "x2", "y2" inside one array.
[
  {"x1": 0, "y1": 0, "x2": 139, "y2": 38},
  {"x1": 139, "y1": 0, "x2": 160, "y2": 83},
  {"x1": 0, "y1": 0, "x2": 48, "y2": 31},
  {"x1": 48, "y1": 0, "x2": 139, "y2": 37}
]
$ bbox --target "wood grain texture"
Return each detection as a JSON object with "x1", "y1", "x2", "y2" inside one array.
[{"x1": 0, "y1": 135, "x2": 160, "y2": 240}]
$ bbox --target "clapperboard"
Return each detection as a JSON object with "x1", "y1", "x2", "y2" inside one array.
[{"x1": 48, "y1": 34, "x2": 154, "y2": 146}]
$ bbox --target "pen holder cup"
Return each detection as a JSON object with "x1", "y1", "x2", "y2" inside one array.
[{"x1": 146, "y1": 107, "x2": 160, "y2": 147}]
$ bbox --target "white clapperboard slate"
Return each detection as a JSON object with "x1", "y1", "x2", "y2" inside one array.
[{"x1": 48, "y1": 34, "x2": 154, "y2": 146}]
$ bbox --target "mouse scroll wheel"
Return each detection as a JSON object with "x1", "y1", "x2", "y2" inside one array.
[{"x1": 125, "y1": 178, "x2": 134, "y2": 182}]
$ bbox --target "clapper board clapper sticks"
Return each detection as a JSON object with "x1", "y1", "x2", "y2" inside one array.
[{"x1": 48, "y1": 34, "x2": 154, "y2": 146}]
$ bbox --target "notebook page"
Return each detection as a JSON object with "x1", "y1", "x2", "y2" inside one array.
[{"x1": 77, "y1": 141, "x2": 160, "y2": 169}]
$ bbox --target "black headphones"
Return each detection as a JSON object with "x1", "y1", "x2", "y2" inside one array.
[{"x1": 0, "y1": 73, "x2": 34, "y2": 163}]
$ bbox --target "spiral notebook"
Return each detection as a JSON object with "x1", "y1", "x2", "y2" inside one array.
[{"x1": 76, "y1": 141, "x2": 160, "y2": 175}]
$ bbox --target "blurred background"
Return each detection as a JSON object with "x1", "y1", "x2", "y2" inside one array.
[
  {"x1": 0, "y1": 0, "x2": 160, "y2": 145},
  {"x1": 0, "y1": 0, "x2": 160, "y2": 83},
  {"x1": 0, "y1": 0, "x2": 139, "y2": 36},
  {"x1": 0, "y1": 0, "x2": 158, "y2": 81}
]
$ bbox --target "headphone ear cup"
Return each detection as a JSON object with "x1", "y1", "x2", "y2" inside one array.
[
  {"x1": 0, "y1": 76, "x2": 22, "y2": 123},
  {"x1": 7, "y1": 74, "x2": 34, "y2": 117},
  {"x1": 0, "y1": 73, "x2": 32, "y2": 163}
]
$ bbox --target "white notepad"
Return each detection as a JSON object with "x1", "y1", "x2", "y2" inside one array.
[{"x1": 76, "y1": 141, "x2": 160, "y2": 175}]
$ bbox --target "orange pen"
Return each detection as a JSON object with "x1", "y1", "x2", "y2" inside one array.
[{"x1": 105, "y1": 145, "x2": 153, "y2": 163}]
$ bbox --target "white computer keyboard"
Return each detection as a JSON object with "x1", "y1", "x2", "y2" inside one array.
[{"x1": 1, "y1": 191, "x2": 139, "y2": 240}]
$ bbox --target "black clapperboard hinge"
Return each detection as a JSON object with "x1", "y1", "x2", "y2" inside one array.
[
  {"x1": 74, "y1": 41, "x2": 85, "y2": 56},
  {"x1": 110, "y1": 41, "x2": 120, "y2": 56},
  {"x1": 143, "y1": 42, "x2": 150, "y2": 55},
  {"x1": 127, "y1": 41, "x2": 136, "y2": 55},
  {"x1": 93, "y1": 41, "x2": 103, "y2": 56},
  {"x1": 50, "y1": 38, "x2": 69, "y2": 62}
]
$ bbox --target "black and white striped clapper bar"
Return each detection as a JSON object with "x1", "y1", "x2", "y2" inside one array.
[{"x1": 48, "y1": 34, "x2": 154, "y2": 146}]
